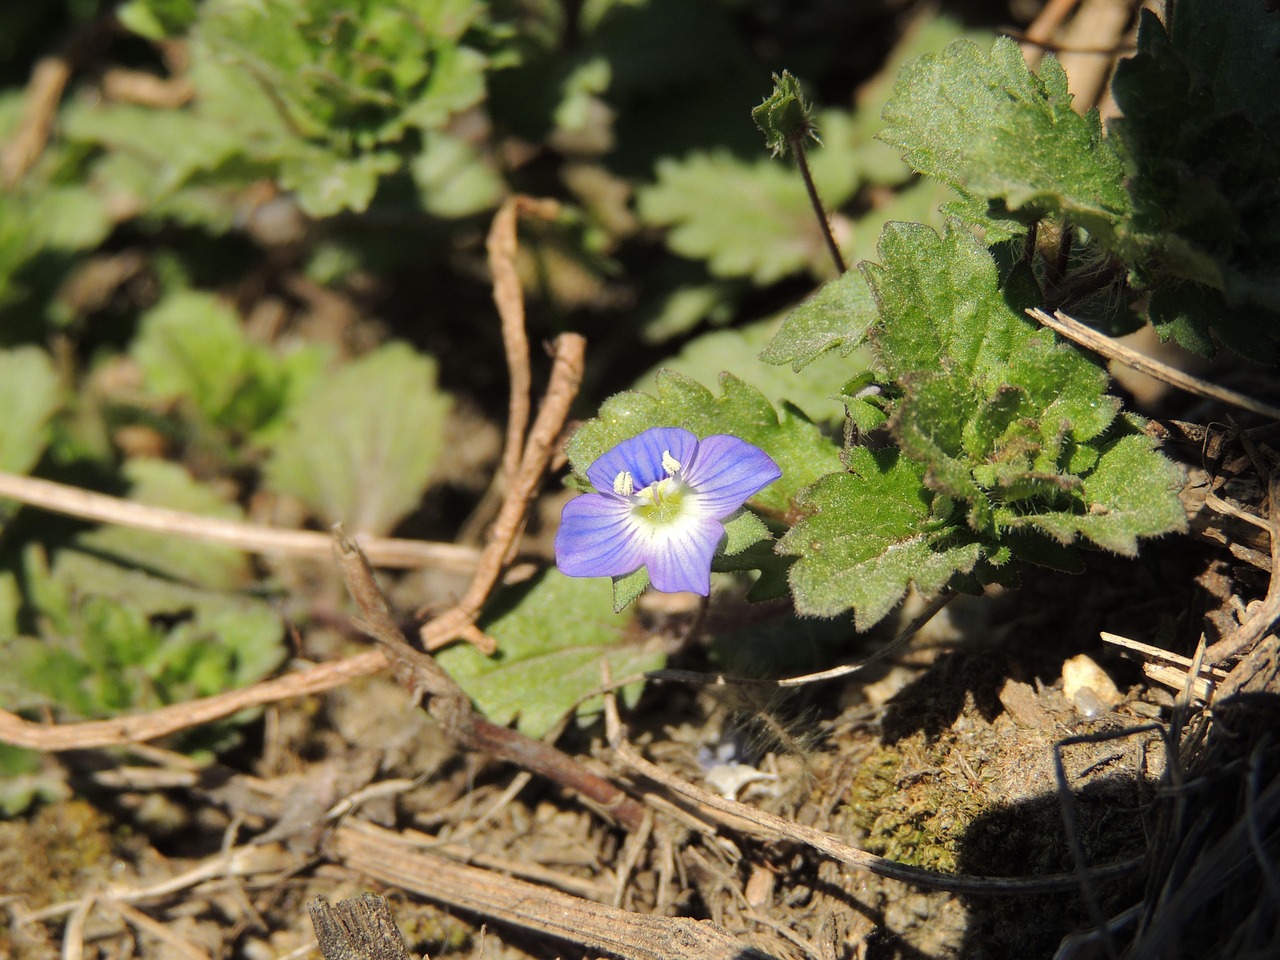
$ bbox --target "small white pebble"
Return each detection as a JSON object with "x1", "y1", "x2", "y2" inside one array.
[{"x1": 1062, "y1": 654, "x2": 1121, "y2": 716}]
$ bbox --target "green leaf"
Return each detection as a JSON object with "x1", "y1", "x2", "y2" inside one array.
[
  {"x1": 760, "y1": 269, "x2": 879, "y2": 372},
  {"x1": 280, "y1": 148, "x2": 400, "y2": 217},
  {"x1": 264, "y1": 342, "x2": 450, "y2": 535},
  {"x1": 847, "y1": 14, "x2": 984, "y2": 188},
  {"x1": 778, "y1": 447, "x2": 982, "y2": 630},
  {"x1": 117, "y1": 0, "x2": 200, "y2": 39},
  {"x1": 879, "y1": 36, "x2": 1130, "y2": 239},
  {"x1": 1111, "y1": 5, "x2": 1280, "y2": 346},
  {"x1": 74, "y1": 459, "x2": 251, "y2": 591},
  {"x1": 0, "y1": 186, "x2": 113, "y2": 305},
  {"x1": 410, "y1": 131, "x2": 504, "y2": 219},
  {"x1": 720, "y1": 506, "x2": 773, "y2": 557},
  {"x1": 611, "y1": 568, "x2": 650, "y2": 614},
  {"x1": 3, "y1": 547, "x2": 284, "y2": 720},
  {"x1": 566, "y1": 370, "x2": 844, "y2": 517},
  {"x1": 1013, "y1": 425, "x2": 1188, "y2": 555},
  {"x1": 636, "y1": 110, "x2": 862, "y2": 285},
  {"x1": 858, "y1": 222, "x2": 1183, "y2": 554},
  {"x1": 437, "y1": 569, "x2": 666, "y2": 738},
  {"x1": 865, "y1": 223, "x2": 1115, "y2": 417},
  {"x1": 652, "y1": 312, "x2": 865, "y2": 425},
  {"x1": 0, "y1": 346, "x2": 60, "y2": 475},
  {"x1": 133, "y1": 289, "x2": 322, "y2": 439},
  {"x1": 197, "y1": 0, "x2": 489, "y2": 145}
]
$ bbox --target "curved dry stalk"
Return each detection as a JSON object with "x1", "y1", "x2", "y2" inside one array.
[
  {"x1": 613, "y1": 738, "x2": 1142, "y2": 896},
  {"x1": 0, "y1": 651, "x2": 388, "y2": 751},
  {"x1": 0, "y1": 470, "x2": 480, "y2": 572},
  {"x1": 336, "y1": 529, "x2": 646, "y2": 831},
  {"x1": 1206, "y1": 473, "x2": 1280, "y2": 669},
  {"x1": 2, "y1": 14, "x2": 115, "y2": 186},
  {"x1": 488, "y1": 196, "x2": 561, "y2": 484},
  {"x1": 1028, "y1": 308, "x2": 1280, "y2": 422},
  {"x1": 417, "y1": 331, "x2": 585, "y2": 653},
  {"x1": 419, "y1": 196, "x2": 583, "y2": 653}
]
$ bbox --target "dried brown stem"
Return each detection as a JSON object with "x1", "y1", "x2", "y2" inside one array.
[
  {"x1": 2, "y1": 15, "x2": 115, "y2": 186},
  {"x1": 327, "y1": 824, "x2": 779, "y2": 960},
  {"x1": 420, "y1": 197, "x2": 582, "y2": 653},
  {"x1": 1028, "y1": 308, "x2": 1280, "y2": 422},
  {"x1": 488, "y1": 196, "x2": 560, "y2": 484},
  {"x1": 335, "y1": 530, "x2": 646, "y2": 831},
  {"x1": 0, "y1": 470, "x2": 480, "y2": 572},
  {"x1": 0, "y1": 651, "x2": 389, "y2": 752},
  {"x1": 1206, "y1": 473, "x2": 1280, "y2": 667},
  {"x1": 613, "y1": 739, "x2": 1142, "y2": 895},
  {"x1": 1022, "y1": 0, "x2": 1082, "y2": 48},
  {"x1": 419, "y1": 332, "x2": 585, "y2": 653}
]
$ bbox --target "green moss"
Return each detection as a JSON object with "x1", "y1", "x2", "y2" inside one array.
[
  {"x1": 843, "y1": 732, "x2": 991, "y2": 873},
  {"x1": 0, "y1": 799, "x2": 116, "y2": 949}
]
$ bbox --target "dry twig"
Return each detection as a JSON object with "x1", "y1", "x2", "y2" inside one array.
[
  {"x1": 1, "y1": 15, "x2": 115, "y2": 186},
  {"x1": 1204, "y1": 473, "x2": 1280, "y2": 669},
  {"x1": 327, "y1": 825, "x2": 780, "y2": 960},
  {"x1": 418, "y1": 333, "x2": 584, "y2": 652},
  {"x1": 1028, "y1": 308, "x2": 1280, "y2": 422},
  {"x1": 0, "y1": 470, "x2": 480, "y2": 572},
  {"x1": 419, "y1": 197, "x2": 584, "y2": 653},
  {"x1": 334, "y1": 529, "x2": 647, "y2": 831},
  {"x1": 0, "y1": 651, "x2": 388, "y2": 751}
]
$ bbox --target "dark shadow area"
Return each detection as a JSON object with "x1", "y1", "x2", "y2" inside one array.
[
  {"x1": 881, "y1": 540, "x2": 1205, "y2": 744},
  {"x1": 955, "y1": 776, "x2": 1149, "y2": 960}
]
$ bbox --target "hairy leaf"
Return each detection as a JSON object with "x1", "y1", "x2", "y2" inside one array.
[
  {"x1": 860, "y1": 221, "x2": 1188, "y2": 554},
  {"x1": 1011, "y1": 425, "x2": 1188, "y2": 554},
  {"x1": 653, "y1": 313, "x2": 864, "y2": 425},
  {"x1": 778, "y1": 447, "x2": 982, "y2": 629},
  {"x1": 759, "y1": 269, "x2": 878, "y2": 373},
  {"x1": 437, "y1": 570, "x2": 665, "y2": 738},
  {"x1": 1112, "y1": 4, "x2": 1280, "y2": 352},
  {"x1": 880, "y1": 36, "x2": 1129, "y2": 239}
]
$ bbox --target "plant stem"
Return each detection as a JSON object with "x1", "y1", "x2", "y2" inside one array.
[{"x1": 791, "y1": 136, "x2": 847, "y2": 275}]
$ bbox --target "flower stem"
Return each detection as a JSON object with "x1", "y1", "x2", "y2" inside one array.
[{"x1": 791, "y1": 135, "x2": 846, "y2": 275}]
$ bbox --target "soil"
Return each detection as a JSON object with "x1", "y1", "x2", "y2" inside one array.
[{"x1": 4, "y1": 518, "x2": 1278, "y2": 960}]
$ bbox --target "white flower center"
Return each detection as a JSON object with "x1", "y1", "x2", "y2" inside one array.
[{"x1": 614, "y1": 449, "x2": 694, "y2": 526}]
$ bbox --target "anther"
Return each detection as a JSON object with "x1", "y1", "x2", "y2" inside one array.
[
  {"x1": 661, "y1": 450, "x2": 682, "y2": 475},
  {"x1": 613, "y1": 471, "x2": 634, "y2": 496}
]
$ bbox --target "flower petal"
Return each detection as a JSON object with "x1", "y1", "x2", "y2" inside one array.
[
  {"x1": 586, "y1": 426, "x2": 699, "y2": 493},
  {"x1": 642, "y1": 516, "x2": 724, "y2": 595},
  {"x1": 555, "y1": 494, "x2": 646, "y2": 579},
  {"x1": 681, "y1": 434, "x2": 782, "y2": 518}
]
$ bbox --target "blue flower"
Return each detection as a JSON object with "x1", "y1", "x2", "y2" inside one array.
[{"x1": 555, "y1": 427, "x2": 781, "y2": 595}]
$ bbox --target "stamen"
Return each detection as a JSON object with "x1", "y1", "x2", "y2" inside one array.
[
  {"x1": 613, "y1": 470, "x2": 634, "y2": 497},
  {"x1": 661, "y1": 450, "x2": 682, "y2": 475}
]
